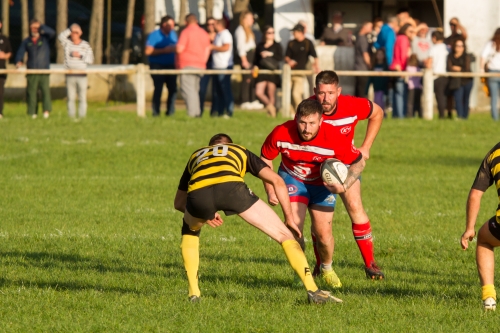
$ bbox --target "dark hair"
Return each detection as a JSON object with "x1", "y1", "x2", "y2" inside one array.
[
  {"x1": 431, "y1": 30, "x2": 444, "y2": 41},
  {"x1": 492, "y1": 27, "x2": 500, "y2": 52},
  {"x1": 185, "y1": 13, "x2": 197, "y2": 24},
  {"x1": 216, "y1": 19, "x2": 227, "y2": 28},
  {"x1": 315, "y1": 70, "x2": 339, "y2": 87},
  {"x1": 451, "y1": 38, "x2": 467, "y2": 55},
  {"x1": 296, "y1": 99, "x2": 323, "y2": 119},
  {"x1": 160, "y1": 15, "x2": 174, "y2": 26},
  {"x1": 263, "y1": 25, "x2": 273, "y2": 35},
  {"x1": 29, "y1": 19, "x2": 40, "y2": 26},
  {"x1": 408, "y1": 54, "x2": 418, "y2": 67},
  {"x1": 398, "y1": 23, "x2": 412, "y2": 36},
  {"x1": 209, "y1": 133, "x2": 233, "y2": 145}
]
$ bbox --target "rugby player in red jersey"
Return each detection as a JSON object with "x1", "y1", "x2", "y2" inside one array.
[
  {"x1": 261, "y1": 99, "x2": 367, "y2": 288},
  {"x1": 309, "y1": 70, "x2": 385, "y2": 280}
]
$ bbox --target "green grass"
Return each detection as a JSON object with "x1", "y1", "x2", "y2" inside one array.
[{"x1": 0, "y1": 101, "x2": 499, "y2": 332}]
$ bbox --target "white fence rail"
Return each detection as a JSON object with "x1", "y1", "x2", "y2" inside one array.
[{"x1": 1, "y1": 65, "x2": 499, "y2": 120}]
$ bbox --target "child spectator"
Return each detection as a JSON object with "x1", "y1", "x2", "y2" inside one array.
[
  {"x1": 406, "y1": 54, "x2": 422, "y2": 118},
  {"x1": 367, "y1": 49, "x2": 389, "y2": 117}
]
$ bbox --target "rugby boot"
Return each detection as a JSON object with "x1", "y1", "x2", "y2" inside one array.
[
  {"x1": 365, "y1": 261, "x2": 385, "y2": 280},
  {"x1": 483, "y1": 297, "x2": 496, "y2": 311},
  {"x1": 188, "y1": 295, "x2": 200, "y2": 303},
  {"x1": 307, "y1": 289, "x2": 343, "y2": 304},
  {"x1": 320, "y1": 267, "x2": 342, "y2": 288}
]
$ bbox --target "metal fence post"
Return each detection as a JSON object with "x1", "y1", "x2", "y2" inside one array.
[
  {"x1": 422, "y1": 68, "x2": 434, "y2": 120},
  {"x1": 281, "y1": 64, "x2": 292, "y2": 118},
  {"x1": 136, "y1": 63, "x2": 146, "y2": 117}
]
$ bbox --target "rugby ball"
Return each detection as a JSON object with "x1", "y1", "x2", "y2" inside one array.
[{"x1": 321, "y1": 158, "x2": 348, "y2": 185}]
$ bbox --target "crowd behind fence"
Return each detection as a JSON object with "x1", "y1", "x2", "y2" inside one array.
[{"x1": 0, "y1": 65, "x2": 499, "y2": 119}]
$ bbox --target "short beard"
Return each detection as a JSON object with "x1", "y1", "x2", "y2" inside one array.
[{"x1": 322, "y1": 103, "x2": 335, "y2": 114}]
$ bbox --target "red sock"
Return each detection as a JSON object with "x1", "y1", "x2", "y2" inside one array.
[
  {"x1": 311, "y1": 233, "x2": 321, "y2": 268},
  {"x1": 352, "y1": 221, "x2": 375, "y2": 267}
]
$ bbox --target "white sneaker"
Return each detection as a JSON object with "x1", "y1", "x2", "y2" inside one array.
[
  {"x1": 31, "y1": 114, "x2": 37, "y2": 119},
  {"x1": 43, "y1": 111, "x2": 50, "y2": 119},
  {"x1": 240, "y1": 102, "x2": 251, "y2": 110},
  {"x1": 484, "y1": 297, "x2": 496, "y2": 311},
  {"x1": 250, "y1": 100, "x2": 264, "y2": 109}
]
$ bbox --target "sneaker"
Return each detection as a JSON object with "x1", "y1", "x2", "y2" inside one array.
[
  {"x1": 43, "y1": 111, "x2": 50, "y2": 119},
  {"x1": 250, "y1": 100, "x2": 264, "y2": 110},
  {"x1": 189, "y1": 295, "x2": 200, "y2": 303},
  {"x1": 483, "y1": 297, "x2": 496, "y2": 311},
  {"x1": 240, "y1": 102, "x2": 252, "y2": 110},
  {"x1": 365, "y1": 262, "x2": 385, "y2": 280},
  {"x1": 307, "y1": 289, "x2": 343, "y2": 304},
  {"x1": 31, "y1": 114, "x2": 37, "y2": 119},
  {"x1": 320, "y1": 267, "x2": 342, "y2": 288}
]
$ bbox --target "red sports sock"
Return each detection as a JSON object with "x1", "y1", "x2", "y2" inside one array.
[
  {"x1": 311, "y1": 233, "x2": 321, "y2": 268},
  {"x1": 352, "y1": 221, "x2": 375, "y2": 267}
]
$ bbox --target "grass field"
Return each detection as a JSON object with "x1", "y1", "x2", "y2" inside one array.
[{"x1": 0, "y1": 101, "x2": 499, "y2": 332}]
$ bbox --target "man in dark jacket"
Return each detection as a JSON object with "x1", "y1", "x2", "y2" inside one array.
[{"x1": 15, "y1": 19, "x2": 55, "y2": 118}]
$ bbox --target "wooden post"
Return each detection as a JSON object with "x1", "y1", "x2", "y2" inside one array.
[
  {"x1": 136, "y1": 63, "x2": 146, "y2": 117},
  {"x1": 2, "y1": 0, "x2": 9, "y2": 37},
  {"x1": 282, "y1": 64, "x2": 291, "y2": 118},
  {"x1": 422, "y1": 68, "x2": 434, "y2": 120}
]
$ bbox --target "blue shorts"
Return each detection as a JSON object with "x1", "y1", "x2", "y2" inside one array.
[{"x1": 278, "y1": 168, "x2": 336, "y2": 211}]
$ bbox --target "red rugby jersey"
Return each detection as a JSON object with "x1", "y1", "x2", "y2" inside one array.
[
  {"x1": 261, "y1": 120, "x2": 362, "y2": 185},
  {"x1": 308, "y1": 94, "x2": 373, "y2": 143}
]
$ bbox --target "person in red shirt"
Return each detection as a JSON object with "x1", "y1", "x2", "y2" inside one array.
[
  {"x1": 261, "y1": 99, "x2": 367, "y2": 288},
  {"x1": 308, "y1": 70, "x2": 385, "y2": 280}
]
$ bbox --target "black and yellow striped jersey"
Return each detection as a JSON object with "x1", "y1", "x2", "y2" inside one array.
[
  {"x1": 472, "y1": 142, "x2": 500, "y2": 223},
  {"x1": 178, "y1": 143, "x2": 268, "y2": 193}
]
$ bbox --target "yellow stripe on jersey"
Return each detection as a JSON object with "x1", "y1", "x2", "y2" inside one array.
[
  {"x1": 186, "y1": 144, "x2": 249, "y2": 193},
  {"x1": 490, "y1": 149, "x2": 500, "y2": 190}
]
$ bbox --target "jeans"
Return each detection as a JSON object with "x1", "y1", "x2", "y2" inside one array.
[
  {"x1": 355, "y1": 76, "x2": 368, "y2": 98},
  {"x1": 454, "y1": 80, "x2": 473, "y2": 119},
  {"x1": 434, "y1": 77, "x2": 448, "y2": 118},
  {"x1": 212, "y1": 66, "x2": 234, "y2": 117},
  {"x1": 392, "y1": 77, "x2": 407, "y2": 118},
  {"x1": 488, "y1": 71, "x2": 500, "y2": 121},
  {"x1": 66, "y1": 75, "x2": 88, "y2": 118},
  {"x1": 407, "y1": 88, "x2": 422, "y2": 118},
  {"x1": 199, "y1": 63, "x2": 215, "y2": 116},
  {"x1": 150, "y1": 63, "x2": 177, "y2": 116},
  {"x1": 374, "y1": 90, "x2": 385, "y2": 113}
]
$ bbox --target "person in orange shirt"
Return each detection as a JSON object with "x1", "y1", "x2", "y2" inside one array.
[{"x1": 176, "y1": 14, "x2": 211, "y2": 117}]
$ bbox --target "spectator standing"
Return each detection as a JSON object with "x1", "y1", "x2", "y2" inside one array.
[
  {"x1": 0, "y1": 20, "x2": 11, "y2": 119},
  {"x1": 406, "y1": 54, "x2": 422, "y2": 118},
  {"x1": 285, "y1": 24, "x2": 319, "y2": 116},
  {"x1": 412, "y1": 23, "x2": 431, "y2": 67},
  {"x1": 354, "y1": 21, "x2": 373, "y2": 98},
  {"x1": 444, "y1": 17, "x2": 468, "y2": 50},
  {"x1": 253, "y1": 25, "x2": 283, "y2": 118},
  {"x1": 390, "y1": 23, "x2": 414, "y2": 118},
  {"x1": 427, "y1": 31, "x2": 449, "y2": 119},
  {"x1": 374, "y1": 15, "x2": 398, "y2": 67},
  {"x1": 481, "y1": 28, "x2": 500, "y2": 121},
  {"x1": 145, "y1": 16, "x2": 177, "y2": 117},
  {"x1": 396, "y1": 8, "x2": 416, "y2": 29},
  {"x1": 446, "y1": 39, "x2": 472, "y2": 120},
  {"x1": 199, "y1": 17, "x2": 217, "y2": 116},
  {"x1": 176, "y1": 14, "x2": 211, "y2": 118},
  {"x1": 319, "y1": 11, "x2": 352, "y2": 46},
  {"x1": 58, "y1": 24, "x2": 94, "y2": 119},
  {"x1": 367, "y1": 49, "x2": 390, "y2": 116},
  {"x1": 235, "y1": 10, "x2": 261, "y2": 110},
  {"x1": 15, "y1": 19, "x2": 55, "y2": 119},
  {"x1": 210, "y1": 19, "x2": 234, "y2": 118}
]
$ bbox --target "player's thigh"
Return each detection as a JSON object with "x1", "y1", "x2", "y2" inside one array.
[
  {"x1": 277, "y1": 168, "x2": 310, "y2": 230},
  {"x1": 306, "y1": 183, "x2": 335, "y2": 237},
  {"x1": 309, "y1": 208, "x2": 334, "y2": 239},
  {"x1": 184, "y1": 210, "x2": 210, "y2": 231},
  {"x1": 339, "y1": 180, "x2": 368, "y2": 222},
  {"x1": 239, "y1": 199, "x2": 294, "y2": 243},
  {"x1": 478, "y1": 217, "x2": 500, "y2": 248}
]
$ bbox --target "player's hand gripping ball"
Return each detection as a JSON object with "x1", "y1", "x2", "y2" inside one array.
[{"x1": 321, "y1": 158, "x2": 348, "y2": 185}]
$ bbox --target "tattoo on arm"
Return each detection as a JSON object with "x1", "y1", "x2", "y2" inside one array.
[{"x1": 344, "y1": 158, "x2": 366, "y2": 189}]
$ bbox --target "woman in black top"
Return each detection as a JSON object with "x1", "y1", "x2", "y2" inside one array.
[
  {"x1": 446, "y1": 39, "x2": 472, "y2": 119},
  {"x1": 253, "y1": 25, "x2": 282, "y2": 117}
]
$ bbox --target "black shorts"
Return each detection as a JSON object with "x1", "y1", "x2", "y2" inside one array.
[
  {"x1": 186, "y1": 182, "x2": 259, "y2": 220},
  {"x1": 488, "y1": 216, "x2": 500, "y2": 241}
]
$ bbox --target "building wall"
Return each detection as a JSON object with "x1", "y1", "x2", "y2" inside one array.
[{"x1": 274, "y1": 0, "x2": 315, "y2": 50}]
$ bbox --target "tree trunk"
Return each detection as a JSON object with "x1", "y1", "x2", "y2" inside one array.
[
  {"x1": 206, "y1": 0, "x2": 214, "y2": 19},
  {"x1": 179, "y1": 0, "x2": 186, "y2": 27},
  {"x1": 56, "y1": 0, "x2": 68, "y2": 64},
  {"x1": 33, "y1": 0, "x2": 45, "y2": 23},
  {"x1": 21, "y1": 0, "x2": 28, "y2": 39},
  {"x1": 2, "y1": 0, "x2": 9, "y2": 37},
  {"x1": 89, "y1": 0, "x2": 104, "y2": 64},
  {"x1": 121, "y1": 0, "x2": 135, "y2": 64},
  {"x1": 143, "y1": 0, "x2": 154, "y2": 62}
]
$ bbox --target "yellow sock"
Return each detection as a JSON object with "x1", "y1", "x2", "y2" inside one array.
[
  {"x1": 482, "y1": 284, "x2": 496, "y2": 301},
  {"x1": 181, "y1": 235, "x2": 200, "y2": 297},
  {"x1": 282, "y1": 239, "x2": 318, "y2": 292}
]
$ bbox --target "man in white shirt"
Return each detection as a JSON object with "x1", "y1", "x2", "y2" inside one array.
[
  {"x1": 58, "y1": 24, "x2": 94, "y2": 118},
  {"x1": 211, "y1": 19, "x2": 234, "y2": 117},
  {"x1": 426, "y1": 31, "x2": 449, "y2": 119}
]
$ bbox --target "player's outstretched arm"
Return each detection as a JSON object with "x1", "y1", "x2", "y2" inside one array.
[
  {"x1": 174, "y1": 189, "x2": 187, "y2": 213},
  {"x1": 260, "y1": 156, "x2": 280, "y2": 206},
  {"x1": 358, "y1": 103, "x2": 384, "y2": 160},
  {"x1": 257, "y1": 167, "x2": 302, "y2": 238},
  {"x1": 461, "y1": 189, "x2": 484, "y2": 250}
]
